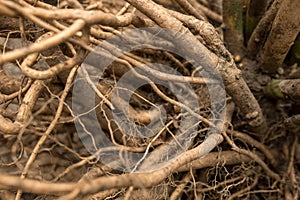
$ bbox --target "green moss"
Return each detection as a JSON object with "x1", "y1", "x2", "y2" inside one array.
[
  {"x1": 290, "y1": 40, "x2": 300, "y2": 63},
  {"x1": 245, "y1": 16, "x2": 260, "y2": 42},
  {"x1": 265, "y1": 80, "x2": 285, "y2": 99}
]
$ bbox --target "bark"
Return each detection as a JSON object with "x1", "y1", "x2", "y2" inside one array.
[
  {"x1": 247, "y1": 0, "x2": 283, "y2": 59},
  {"x1": 125, "y1": 0, "x2": 266, "y2": 132},
  {"x1": 244, "y1": 0, "x2": 269, "y2": 43},
  {"x1": 265, "y1": 79, "x2": 300, "y2": 101},
  {"x1": 259, "y1": 0, "x2": 300, "y2": 73}
]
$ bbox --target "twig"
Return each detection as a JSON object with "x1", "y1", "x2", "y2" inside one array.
[
  {"x1": 14, "y1": 66, "x2": 79, "y2": 200},
  {"x1": 228, "y1": 174, "x2": 259, "y2": 200},
  {"x1": 125, "y1": 0, "x2": 266, "y2": 132},
  {"x1": 0, "y1": 18, "x2": 86, "y2": 65},
  {"x1": 227, "y1": 129, "x2": 277, "y2": 167},
  {"x1": 221, "y1": 131, "x2": 281, "y2": 181},
  {"x1": 173, "y1": 0, "x2": 206, "y2": 21},
  {"x1": 170, "y1": 172, "x2": 192, "y2": 200}
]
